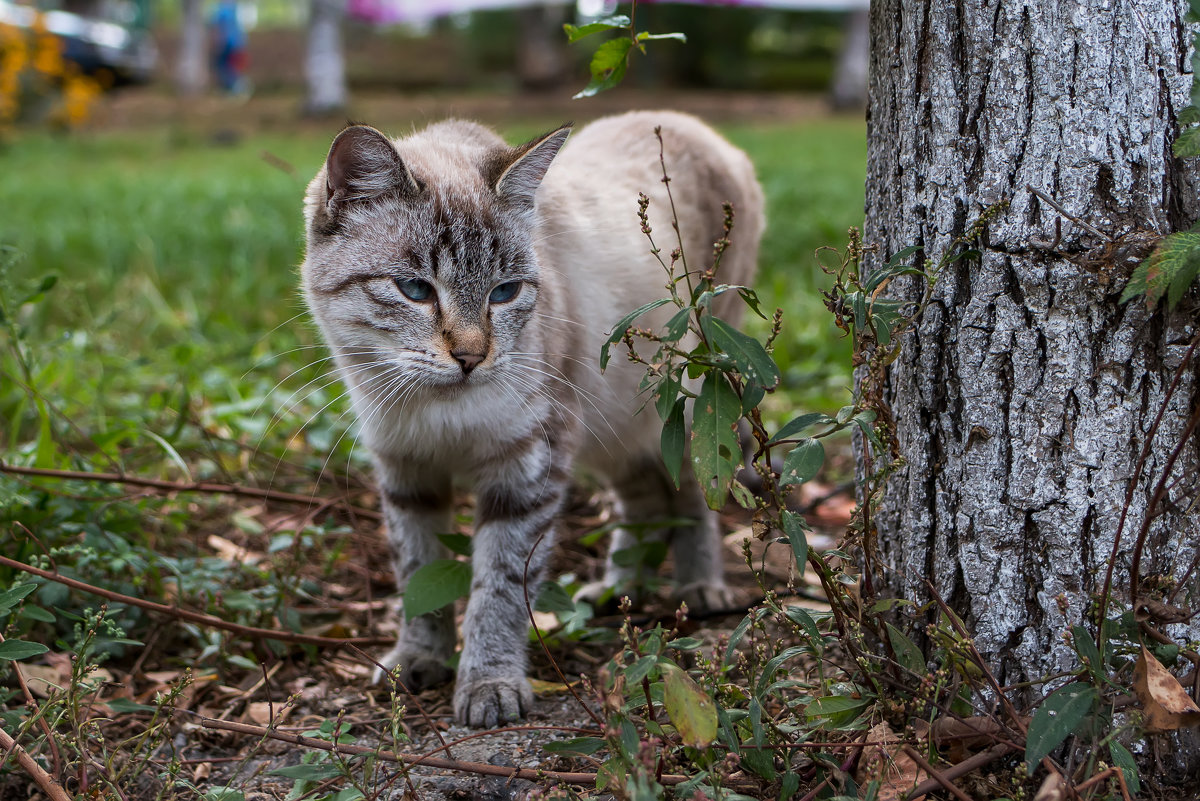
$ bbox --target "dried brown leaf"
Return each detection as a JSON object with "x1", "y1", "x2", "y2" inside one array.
[
  {"x1": 856, "y1": 722, "x2": 928, "y2": 801},
  {"x1": 1133, "y1": 645, "x2": 1200, "y2": 732},
  {"x1": 1032, "y1": 771, "x2": 1067, "y2": 801}
]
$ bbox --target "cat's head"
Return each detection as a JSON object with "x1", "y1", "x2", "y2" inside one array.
[{"x1": 301, "y1": 121, "x2": 570, "y2": 398}]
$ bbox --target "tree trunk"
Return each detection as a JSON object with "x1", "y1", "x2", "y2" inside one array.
[
  {"x1": 305, "y1": 0, "x2": 348, "y2": 115},
  {"x1": 865, "y1": 0, "x2": 1200, "y2": 706},
  {"x1": 176, "y1": 0, "x2": 207, "y2": 96}
]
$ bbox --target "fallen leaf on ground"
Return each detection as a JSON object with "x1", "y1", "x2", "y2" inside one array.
[
  {"x1": 1032, "y1": 771, "x2": 1066, "y2": 801},
  {"x1": 1133, "y1": 645, "x2": 1200, "y2": 731},
  {"x1": 855, "y1": 722, "x2": 928, "y2": 801}
]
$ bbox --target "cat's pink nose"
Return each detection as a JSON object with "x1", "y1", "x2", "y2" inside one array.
[{"x1": 452, "y1": 350, "x2": 485, "y2": 374}]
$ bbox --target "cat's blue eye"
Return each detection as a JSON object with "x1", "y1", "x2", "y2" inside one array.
[
  {"x1": 397, "y1": 278, "x2": 434, "y2": 302},
  {"x1": 489, "y1": 281, "x2": 522, "y2": 303}
]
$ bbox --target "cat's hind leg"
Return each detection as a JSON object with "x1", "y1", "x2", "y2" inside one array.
[
  {"x1": 578, "y1": 456, "x2": 733, "y2": 614},
  {"x1": 372, "y1": 458, "x2": 457, "y2": 691},
  {"x1": 575, "y1": 455, "x2": 676, "y2": 610}
]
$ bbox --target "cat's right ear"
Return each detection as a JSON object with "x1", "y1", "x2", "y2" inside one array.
[{"x1": 323, "y1": 125, "x2": 420, "y2": 216}]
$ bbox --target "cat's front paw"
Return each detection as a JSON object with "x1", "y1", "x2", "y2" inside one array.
[
  {"x1": 677, "y1": 581, "x2": 736, "y2": 615},
  {"x1": 370, "y1": 643, "x2": 454, "y2": 691},
  {"x1": 453, "y1": 675, "x2": 533, "y2": 728}
]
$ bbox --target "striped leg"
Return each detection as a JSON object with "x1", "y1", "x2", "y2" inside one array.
[
  {"x1": 454, "y1": 436, "x2": 568, "y2": 727},
  {"x1": 371, "y1": 457, "x2": 457, "y2": 690}
]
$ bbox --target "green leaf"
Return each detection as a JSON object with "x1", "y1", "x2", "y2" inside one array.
[
  {"x1": 20, "y1": 275, "x2": 57, "y2": 305},
  {"x1": 574, "y1": 37, "x2": 635, "y2": 99},
  {"x1": 708, "y1": 317, "x2": 781, "y2": 389},
  {"x1": 1180, "y1": 105, "x2": 1200, "y2": 125},
  {"x1": 403, "y1": 559, "x2": 471, "y2": 621},
  {"x1": 1121, "y1": 229, "x2": 1200, "y2": 310},
  {"x1": 779, "y1": 438, "x2": 825, "y2": 486},
  {"x1": 600, "y1": 297, "x2": 671, "y2": 367},
  {"x1": 1070, "y1": 624, "x2": 1105, "y2": 683},
  {"x1": 781, "y1": 510, "x2": 808, "y2": 576},
  {"x1": 270, "y1": 764, "x2": 345, "y2": 780},
  {"x1": 664, "y1": 306, "x2": 692, "y2": 343},
  {"x1": 20, "y1": 605, "x2": 55, "y2": 623},
  {"x1": 544, "y1": 736, "x2": 607, "y2": 756},
  {"x1": 730, "y1": 479, "x2": 756, "y2": 510},
  {"x1": 1109, "y1": 741, "x2": 1141, "y2": 795},
  {"x1": 769, "y1": 412, "x2": 832, "y2": 444},
  {"x1": 1174, "y1": 125, "x2": 1200, "y2": 158},
  {"x1": 0, "y1": 582, "x2": 40, "y2": 614},
  {"x1": 655, "y1": 368, "x2": 683, "y2": 422},
  {"x1": 625, "y1": 654, "x2": 658, "y2": 684},
  {"x1": 562, "y1": 14, "x2": 630, "y2": 43},
  {"x1": 804, "y1": 694, "x2": 870, "y2": 728},
  {"x1": 437, "y1": 532, "x2": 472, "y2": 556},
  {"x1": 201, "y1": 788, "x2": 246, "y2": 801},
  {"x1": 885, "y1": 623, "x2": 925, "y2": 674},
  {"x1": 662, "y1": 664, "x2": 718, "y2": 747},
  {"x1": 690, "y1": 373, "x2": 742, "y2": 509},
  {"x1": 534, "y1": 581, "x2": 576, "y2": 614},
  {"x1": 661, "y1": 397, "x2": 687, "y2": 488},
  {"x1": 0, "y1": 639, "x2": 49, "y2": 661},
  {"x1": 784, "y1": 607, "x2": 823, "y2": 645},
  {"x1": 1025, "y1": 682, "x2": 1098, "y2": 768}
]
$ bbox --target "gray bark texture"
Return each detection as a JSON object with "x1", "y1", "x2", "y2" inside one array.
[
  {"x1": 865, "y1": 0, "x2": 1200, "y2": 695},
  {"x1": 305, "y1": 0, "x2": 348, "y2": 115},
  {"x1": 176, "y1": 0, "x2": 207, "y2": 96}
]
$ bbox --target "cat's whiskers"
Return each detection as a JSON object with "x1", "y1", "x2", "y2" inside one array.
[
  {"x1": 249, "y1": 351, "x2": 397, "y2": 469},
  {"x1": 502, "y1": 367, "x2": 613, "y2": 453}
]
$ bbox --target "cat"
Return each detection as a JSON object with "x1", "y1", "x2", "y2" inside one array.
[{"x1": 301, "y1": 111, "x2": 764, "y2": 727}]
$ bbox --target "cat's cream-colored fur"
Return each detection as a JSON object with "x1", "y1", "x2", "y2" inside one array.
[{"x1": 302, "y1": 111, "x2": 763, "y2": 727}]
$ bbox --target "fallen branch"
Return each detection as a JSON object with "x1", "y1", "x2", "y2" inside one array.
[
  {"x1": 199, "y1": 717, "x2": 738, "y2": 789},
  {"x1": 907, "y1": 744, "x2": 1015, "y2": 801},
  {"x1": 0, "y1": 461, "x2": 381, "y2": 521},
  {"x1": 0, "y1": 555, "x2": 392, "y2": 649},
  {"x1": 901, "y1": 745, "x2": 972, "y2": 801},
  {"x1": 0, "y1": 721, "x2": 73, "y2": 801}
]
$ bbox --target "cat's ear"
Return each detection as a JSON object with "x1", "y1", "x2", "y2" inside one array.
[
  {"x1": 493, "y1": 124, "x2": 572, "y2": 209},
  {"x1": 324, "y1": 125, "x2": 419, "y2": 213}
]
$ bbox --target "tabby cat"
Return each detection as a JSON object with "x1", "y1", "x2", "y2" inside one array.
[{"x1": 301, "y1": 111, "x2": 763, "y2": 727}]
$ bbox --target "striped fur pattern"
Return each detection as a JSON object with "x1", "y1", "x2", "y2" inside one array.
[{"x1": 301, "y1": 112, "x2": 764, "y2": 727}]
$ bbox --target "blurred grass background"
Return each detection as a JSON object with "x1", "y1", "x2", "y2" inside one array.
[{"x1": 0, "y1": 115, "x2": 864, "y2": 471}]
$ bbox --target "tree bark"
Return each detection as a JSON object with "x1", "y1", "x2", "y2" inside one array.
[
  {"x1": 305, "y1": 0, "x2": 348, "y2": 115},
  {"x1": 865, "y1": 0, "x2": 1200, "y2": 704},
  {"x1": 176, "y1": 0, "x2": 207, "y2": 96}
]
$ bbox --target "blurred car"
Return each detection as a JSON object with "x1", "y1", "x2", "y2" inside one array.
[{"x1": 0, "y1": 0, "x2": 157, "y2": 85}]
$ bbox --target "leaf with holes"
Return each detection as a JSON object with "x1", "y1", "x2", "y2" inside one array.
[
  {"x1": 403, "y1": 559, "x2": 471, "y2": 621},
  {"x1": 690, "y1": 373, "x2": 742, "y2": 509}
]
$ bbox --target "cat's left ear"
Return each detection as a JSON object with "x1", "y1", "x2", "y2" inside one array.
[{"x1": 493, "y1": 124, "x2": 572, "y2": 209}]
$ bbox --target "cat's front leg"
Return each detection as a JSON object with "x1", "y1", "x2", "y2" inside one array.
[
  {"x1": 372, "y1": 457, "x2": 457, "y2": 691},
  {"x1": 454, "y1": 438, "x2": 569, "y2": 727}
]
